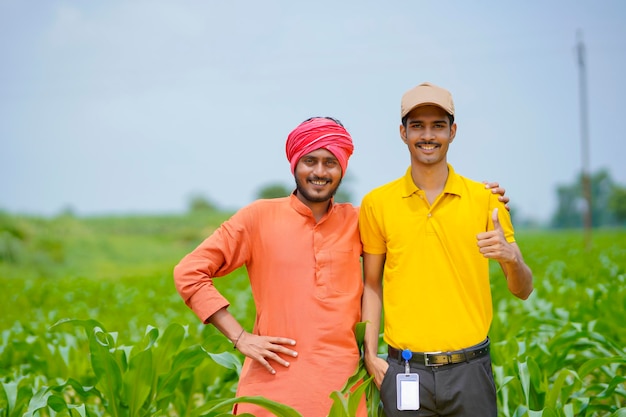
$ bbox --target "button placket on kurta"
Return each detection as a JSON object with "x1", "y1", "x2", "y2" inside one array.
[{"x1": 312, "y1": 210, "x2": 332, "y2": 300}]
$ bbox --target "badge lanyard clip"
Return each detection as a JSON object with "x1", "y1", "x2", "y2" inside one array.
[{"x1": 401, "y1": 349, "x2": 412, "y2": 374}]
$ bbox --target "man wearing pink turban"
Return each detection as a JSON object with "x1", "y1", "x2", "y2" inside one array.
[
  {"x1": 286, "y1": 117, "x2": 354, "y2": 176},
  {"x1": 174, "y1": 117, "x2": 365, "y2": 416}
]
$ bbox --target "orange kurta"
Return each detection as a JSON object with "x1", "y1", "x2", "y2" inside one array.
[{"x1": 174, "y1": 194, "x2": 364, "y2": 417}]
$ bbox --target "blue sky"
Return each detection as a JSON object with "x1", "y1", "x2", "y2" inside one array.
[{"x1": 2, "y1": 1, "x2": 625, "y2": 224}]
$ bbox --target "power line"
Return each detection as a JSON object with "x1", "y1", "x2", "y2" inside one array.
[{"x1": 576, "y1": 30, "x2": 592, "y2": 250}]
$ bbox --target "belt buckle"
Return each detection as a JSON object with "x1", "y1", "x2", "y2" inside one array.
[{"x1": 424, "y1": 351, "x2": 443, "y2": 367}]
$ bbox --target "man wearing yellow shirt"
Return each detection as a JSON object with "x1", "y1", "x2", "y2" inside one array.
[{"x1": 359, "y1": 82, "x2": 534, "y2": 416}]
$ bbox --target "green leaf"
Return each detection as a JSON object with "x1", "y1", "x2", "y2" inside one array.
[
  {"x1": 588, "y1": 375, "x2": 626, "y2": 399},
  {"x1": 1, "y1": 382, "x2": 18, "y2": 414},
  {"x1": 49, "y1": 378, "x2": 101, "y2": 400},
  {"x1": 578, "y1": 356, "x2": 626, "y2": 378},
  {"x1": 205, "y1": 350, "x2": 242, "y2": 374},
  {"x1": 153, "y1": 323, "x2": 185, "y2": 375},
  {"x1": 50, "y1": 318, "x2": 106, "y2": 334},
  {"x1": 7, "y1": 378, "x2": 35, "y2": 417},
  {"x1": 354, "y1": 322, "x2": 366, "y2": 349},
  {"x1": 23, "y1": 387, "x2": 89, "y2": 417},
  {"x1": 544, "y1": 368, "x2": 578, "y2": 409},
  {"x1": 22, "y1": 387, "x2": 50, "y2": 417},
  {"x1": 140, "y1": 325, "x2": 160, "y2": 351},
  {"x1": 328, "y1": 390, "x2": 348, "y2": 417},
  {"x1": 539, "y1": 407, "x2": 558, "y2": 417},
  {"x1": 337, "y1": 362, "x2": 369, "y2": 394},
  {"x1": 346, "y1": 376, "x2": 372, "y2": 417},
  {"x1": 609, "y1": 408, "x2": 626, "y2": 417},
  {"x1": 190, "y1": 395, "x2": 303, "y2": 417},
  {"x1": 88, "y1": 326, "x2": 124, "y2": 417},
  {"x1": 124, "y1": 348, "x2": 154, "y2": 417},
  {"x1": 155, "y1": 345, "x2": 208, "y2": 401},
  {"x1": 517, "y1": 360, "x2": 531, "y2": 409}
]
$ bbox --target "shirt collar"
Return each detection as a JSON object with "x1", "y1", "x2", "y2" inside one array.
[
  {"x1": 289, "y1": 191, "x2": 335, "y2": 220},
  {"x1": 401, "y1": 164, "x2": 463, "y2": 198}
]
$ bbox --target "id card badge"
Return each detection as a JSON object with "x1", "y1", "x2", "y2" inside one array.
[
  {"x1": 396, "y1": 349, "x2": 419, "y2": 411},
  {"x1": 396, "y1": 373, "x2": 420, "y2": 410}
]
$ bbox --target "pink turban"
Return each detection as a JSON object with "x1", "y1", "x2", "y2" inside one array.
[{"x1": 285, "y1": 118, "x2": 354, "y2": 176}]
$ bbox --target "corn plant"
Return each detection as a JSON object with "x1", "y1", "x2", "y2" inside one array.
[
  {"x1": 5, "y1": 319, "x2": 304, "y2": 417},
  {"x1": 2, "y1": 212, "x2": 626, "y2": 416}
]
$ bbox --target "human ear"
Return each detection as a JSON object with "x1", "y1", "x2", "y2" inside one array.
[
  {"x1": 449, "y1": 122, "x2": 457, "y2": 143},
  {"x1": 399, "y1": 124, "x2": 407, "y2": 143}
]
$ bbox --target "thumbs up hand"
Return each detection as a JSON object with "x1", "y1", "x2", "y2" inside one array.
[
  {"x1": 476, "y1": 208, "x2": 516, "y2": 263},
  {"x1": 491, "y1": 207, "x2": 502, "y2": 232}
]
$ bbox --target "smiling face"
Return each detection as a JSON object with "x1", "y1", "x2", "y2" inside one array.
[
  {"x1": 400, "y1": 105, "x2": 457, "y2": 168},
  {"x1": 294, "y1": 148, "x2": 343, "y2": 205}
]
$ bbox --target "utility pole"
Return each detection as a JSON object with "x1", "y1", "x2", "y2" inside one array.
[{"x1": 576, "y1": 30, "x2": 592, "y2": 250}]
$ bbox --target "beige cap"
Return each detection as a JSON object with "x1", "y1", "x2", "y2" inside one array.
[{"x1": 400, "y1": 82, "x2": 455, "y2": 119}]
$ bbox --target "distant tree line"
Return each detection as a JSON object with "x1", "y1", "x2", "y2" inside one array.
[
  {"x1": 551, "y1": 168, "x2": 626, "y2": 228},
  {"x1": 187, "y1": 169, "x2": 626, "y2": 229}
]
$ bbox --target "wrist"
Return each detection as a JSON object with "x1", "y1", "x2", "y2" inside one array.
[
  {"x1": 363, "y1": 348, "x2": 380, "y2": 363},
  {"x1": 232, "y1": 329, "x2": 245, "y2": 350}
]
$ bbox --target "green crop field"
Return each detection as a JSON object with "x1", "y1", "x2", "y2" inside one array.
[{"x1": 1, "y1": 211, "x2": 624, "y2": 416}]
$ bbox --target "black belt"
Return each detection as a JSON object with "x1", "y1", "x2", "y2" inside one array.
[{"x1": 388, "y1": 339, "x2": 490, "y2": 367}]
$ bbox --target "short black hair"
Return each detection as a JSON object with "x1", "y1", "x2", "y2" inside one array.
[{"x1": 402, "y1": 113, "x2": 454, "y2": 127}]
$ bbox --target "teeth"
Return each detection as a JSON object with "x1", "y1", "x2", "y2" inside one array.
[
  {"x1": 420, "y1": 144, "x2": 436, "y2": 150},
  {"x1": 311, "y1": 180, "x2": 327, "y2": 185}
]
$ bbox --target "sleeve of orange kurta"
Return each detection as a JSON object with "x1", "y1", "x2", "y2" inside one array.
[{"x1": 173, "y1": 210, "x2": 252, "y2": 323}]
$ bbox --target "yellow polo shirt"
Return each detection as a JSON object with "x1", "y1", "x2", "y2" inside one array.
[{"x1": 359, "y1": 164, "x2": 515, "y2": 352}]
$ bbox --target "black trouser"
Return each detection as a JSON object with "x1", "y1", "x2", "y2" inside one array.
[{"x1": 379, "y1": 349, "x2": 497, "y2": 416}]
